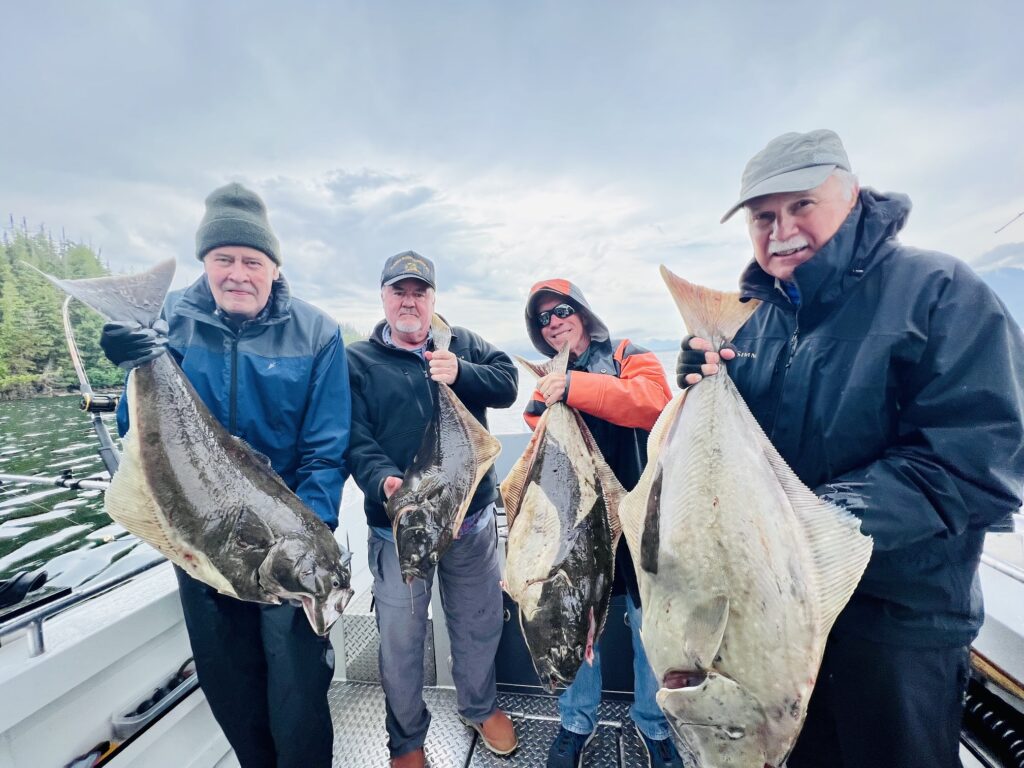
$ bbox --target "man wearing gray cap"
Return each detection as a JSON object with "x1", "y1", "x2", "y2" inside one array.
[
  {"x1": 100, "y1": 183, "x2": 351, "y2": 768},
  {"x1": 677, "y1": 130, "x2": 1024, "y2": 767},
  {"x1": 346, "y1": 251, "x2": 519, "y2": 768}
]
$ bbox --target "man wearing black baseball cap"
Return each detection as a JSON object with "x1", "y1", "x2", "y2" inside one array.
[
  {"x1": 346, "y1": 251, "x2": 519, "y2": 767},
  {"x1": 676, "y1": 129, "x2": 1024, "y2": 768}
]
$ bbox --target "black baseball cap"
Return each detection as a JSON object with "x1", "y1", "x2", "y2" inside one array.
[{"x1": 380, "y1": 250, "x2": 436, "y2": 289}]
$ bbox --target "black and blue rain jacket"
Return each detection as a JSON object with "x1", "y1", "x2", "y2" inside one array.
[
  {"x1": 346, "y1": 320, "x2": 518, "y2": 531},
  {"x1": 117, "y1": 273, "x2": 351, "y2": 529},
  {"x1": 727, "y1": 188, "x2": 1024, "y2": 647}
]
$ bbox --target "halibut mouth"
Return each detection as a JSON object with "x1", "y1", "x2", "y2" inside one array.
[{"x1": 663, "y1": 669, "x2": 709, "y2": 690}]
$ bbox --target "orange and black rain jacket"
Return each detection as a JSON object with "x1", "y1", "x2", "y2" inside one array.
[{"x1": 523, "y1": 279, "x2": 672, "y2": 595}]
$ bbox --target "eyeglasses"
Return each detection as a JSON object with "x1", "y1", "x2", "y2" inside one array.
[{"x1": 536, "y1": 303, "x2": 576, "y2": 328}]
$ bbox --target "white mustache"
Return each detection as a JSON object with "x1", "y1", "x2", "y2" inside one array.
[{"x1": 768, "y1": 237, "x2": 810, "y2": 256}]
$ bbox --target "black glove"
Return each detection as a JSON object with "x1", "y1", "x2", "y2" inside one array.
[
  {"x1": 675, "y1": 335, "x2": 736, "y2": 389},
  {"x1": 100, "y1": 320, "x2": 169, "y2": 370}
]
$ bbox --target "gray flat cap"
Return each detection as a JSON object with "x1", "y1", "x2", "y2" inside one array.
[{"x1": 721, "y1": 129, "x2": 851, "y2": 223}]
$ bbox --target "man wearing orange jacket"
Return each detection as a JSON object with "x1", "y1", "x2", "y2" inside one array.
[{"x1": 522, "y1": 279, "x2": 682, "y2": 768}]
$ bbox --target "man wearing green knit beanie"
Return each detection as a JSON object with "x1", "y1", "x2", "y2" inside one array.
[
  {"x1": 196, "y1": 182, "x2": 282, "y2": 266},
  {"x1": 99, "y1": 182, "x2": 351, "y2": 768}
]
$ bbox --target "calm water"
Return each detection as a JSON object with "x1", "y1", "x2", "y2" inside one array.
[
  {"x1": 0, "y1": 351, "x2": 675, "y2": 590},
  {"x1": 0, "y1": 396, "x2": 161, "y2": 587}
]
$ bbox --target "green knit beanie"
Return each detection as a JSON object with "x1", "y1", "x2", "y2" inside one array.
[{"x1": 195, "y1": 183, "x2": 281, "y2": 265}]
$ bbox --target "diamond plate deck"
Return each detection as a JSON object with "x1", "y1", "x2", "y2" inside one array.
[
  {"x1": 330, "y1": 682, "x2": 473, "y2": 767},
  {"x1": 341, "y1": 588, "x2": 436, "y2": 686},
  {"x1": 328, "y1": 682, "x2": 683, "y2": 767}
]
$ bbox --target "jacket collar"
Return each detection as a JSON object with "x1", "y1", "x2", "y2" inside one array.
[
  {"x1": 369, "y1": 317, "x2": 458, "y2": 352},
  {"x1": 739, "y1": 188, "x2": 911, "y2": 321}
]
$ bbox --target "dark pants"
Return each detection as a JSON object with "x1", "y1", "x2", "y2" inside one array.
[
  {"x1": 787, "y1": 632, "x2": 970, "y2": 768},
  {"x1": 174, "y1": 567, "x2": 335, "y2": 768}
]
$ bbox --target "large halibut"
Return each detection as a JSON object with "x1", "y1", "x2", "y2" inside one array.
[
  {"x1": 501, "y1": 343, "x2": 624, "y2": 692},
  {"x1": 387, "y1": 315, "x2": 501, "y2": 582},
  {"x1": 618, "y1": 266, "x2": 873, "y2": 767},
  {"x1": 37, "y1": 259, "x2": 353, "y2": 636}
]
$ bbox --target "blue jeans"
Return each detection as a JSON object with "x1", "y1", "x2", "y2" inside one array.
[{"x1": 558, "y1": 589, "x2": 670, "y2": 740}]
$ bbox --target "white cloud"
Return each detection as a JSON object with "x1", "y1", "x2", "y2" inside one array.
[{"x1": 2, "y1": 1, "x2": 1022, "y2": 349}]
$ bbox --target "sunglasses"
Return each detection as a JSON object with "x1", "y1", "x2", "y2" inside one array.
[{"x1": 537, "y1": 303, "x2": 576, "y2": 328}]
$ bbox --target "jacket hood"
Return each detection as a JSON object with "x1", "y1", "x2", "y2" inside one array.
[{"x1": 525, "y1": 279, "x2": 610, "y2": 357}]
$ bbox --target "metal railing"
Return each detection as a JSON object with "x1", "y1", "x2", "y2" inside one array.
[
  {"x1": 0, "y1": 557, "x2": 166, "y2": 657},
  {"x1": 981, "y1": 554, "x2": 1024, "y2": 586}
]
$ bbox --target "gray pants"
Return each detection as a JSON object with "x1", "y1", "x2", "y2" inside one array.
[{"x1": 369, "y1": 511, "x2": 503, "y2": 758}]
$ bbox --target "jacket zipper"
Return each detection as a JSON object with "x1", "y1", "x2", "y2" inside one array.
[
  {"x1": 768, "y1": 314, "x2": 800, "y2": 440},
  {"x1": 229, "y1": 335, "x2": 239, "y2": 433},
  {"x1": 785, "y1": 322, "x2": 800, "y2": 368}
]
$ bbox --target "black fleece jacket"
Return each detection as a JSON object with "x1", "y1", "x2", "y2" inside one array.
[{"x1": 346, "y1": 320, "x2": 518, "y2": 529}]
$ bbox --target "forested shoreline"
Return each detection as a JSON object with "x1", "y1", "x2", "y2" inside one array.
[
  {"x1": 0, "y1": 223, "x2": 366, "y2": 400},
  {"x1": 0, "y1": 224, "x2": 122, "y2": 399}
]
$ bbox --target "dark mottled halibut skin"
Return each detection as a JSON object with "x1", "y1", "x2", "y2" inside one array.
[{"x1": 36, "y1": 259, "x2": 354, "y2": 636}]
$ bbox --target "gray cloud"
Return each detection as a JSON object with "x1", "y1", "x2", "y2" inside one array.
[
  {"x1": 2, "y1": 1, "x2": 1022, "y2": 346},
  {"x1": 974, "y1": 243, "x2": 1024, "y2": 272}
]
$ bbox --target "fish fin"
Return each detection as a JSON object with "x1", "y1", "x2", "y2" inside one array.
[
  {"x1": 659, "y1": 265, "x2": 759, "y2": 347},
  {"x1": 513, "y1": 341, "x2": 571, "y2": 380},
  {"x1": 685, "y1": 595, "x2": 730, "y2": 669},
  {"x1": 575, "y1": 412, "x2": 625, "y2": 543},
  {"x1": 618, "y1": 391, "x2": 686, "y2": 569},
  {"x1": 499, "y1": 418, "x2": 547, "y2": 530},
  {"x1": 104, "y1": 404, "x2": 236, "y2": 596},
  {"x1": 230, "y1": 506, "x2": 276, "y2": 551},
  {"x1": 233, "y1": 436, "x2": 273, "y2": 467},
  {"x1": 739, "y1": 394, "x2": 873, "y2": 636},
  {"x1": 431, "y1": 314, "x2": 452, "y2": 352},
  {"x1": 441, "y1": 384, "x2": 502, "y2": 536},
  {"x1": 639, "y1": 464, "x2": 664, "y2": 574},
  {"x1": 28, "y1": 258, "x2": 176, "y2": 327},
  {"x1": 618, "y1": 470, "x2": 648, "y2": 573},
  {"x1": 647, "y1": 389, "x2": 687, "y2": 462}
]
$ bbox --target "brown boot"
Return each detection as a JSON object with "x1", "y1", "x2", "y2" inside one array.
[
  {"x1": 390, "y1": 747, "x2": 425, "y2": 768},
  {"x1": 462, "y1": 709, "x2": 518, "y2": 756}
]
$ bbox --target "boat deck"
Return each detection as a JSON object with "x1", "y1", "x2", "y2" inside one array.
[{"x1": 328, "y1": 682, "x2": 650, "y2": 767}]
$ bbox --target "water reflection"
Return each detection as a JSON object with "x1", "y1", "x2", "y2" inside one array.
[
  {"x1": 0, "y1": 396, "x2": 159, "y2": 587},
  {"x1": 0, "y1": 351, "x2": 672, "y2": 592}
]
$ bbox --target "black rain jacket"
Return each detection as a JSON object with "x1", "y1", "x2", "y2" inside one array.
[
  {"x1": 728, "y1": 189, "x2": 1024, "y2": 647},
  {"x1": 346, "y1": 320, "x2": 518, "y2": 530}
]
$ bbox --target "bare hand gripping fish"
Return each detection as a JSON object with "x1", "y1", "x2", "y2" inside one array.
[
  {"x1": 618, "y1": 266, "x2": 873, "y2": 767},
  {"x1": 35, "y1": 259, "x2": 353, "y2": 636}
]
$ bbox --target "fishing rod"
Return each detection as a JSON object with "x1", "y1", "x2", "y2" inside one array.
[
  {"x1": 62, "y1": 295, "x2": 121, "y2": 476},
  {"x1": 0, "y1": 471, "x2": 109, "y2": 491},
  {"x1": 0, "y1": 299, "x2": 120, "y2": 491}
]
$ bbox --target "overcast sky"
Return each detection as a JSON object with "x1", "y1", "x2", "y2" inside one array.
[{"x1": 3, "y1": 2, "x2": 1022, "y2": 350}]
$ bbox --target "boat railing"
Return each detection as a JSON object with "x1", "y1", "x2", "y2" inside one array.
[
  {"x1": 980, "y1": 512, "x2": 1024, "y2": 586},
  {"x1": 981, "y1": 553, "x2": 1024, "y2": 585},
  {"x1": 0, "y1": 556, "x2": 166, "y2": 658}
]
